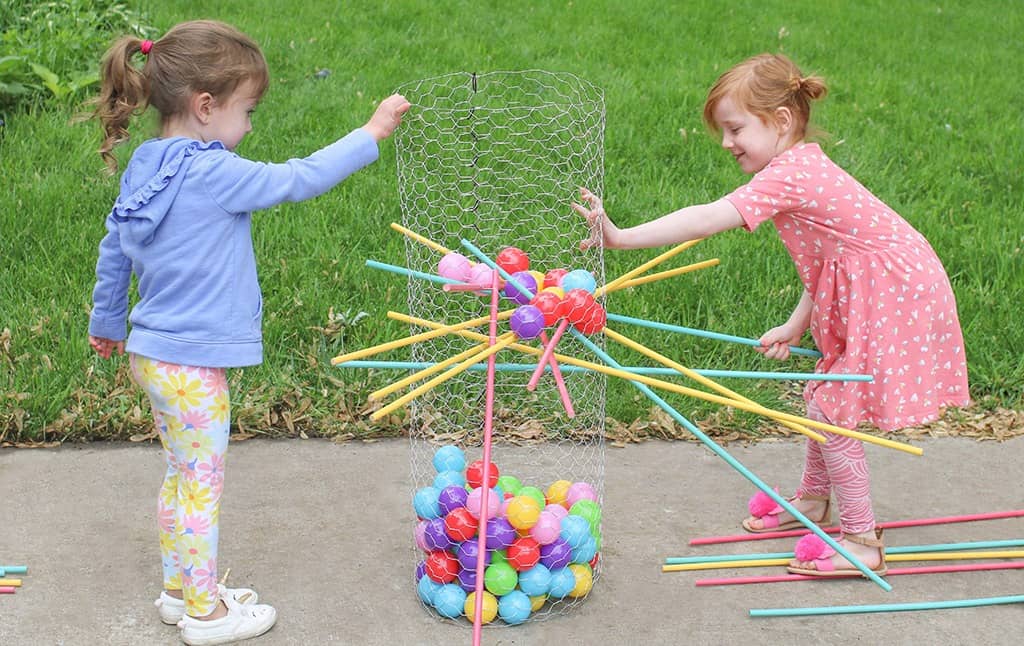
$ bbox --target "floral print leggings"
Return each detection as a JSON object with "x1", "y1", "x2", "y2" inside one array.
[{"x1": 130, "y1": 354, "x2": 230, "y2": 618}]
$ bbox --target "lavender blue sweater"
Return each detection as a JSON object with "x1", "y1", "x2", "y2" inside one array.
[{"x1": 89, "y1": 129, "x2": 378, "y2": 367}]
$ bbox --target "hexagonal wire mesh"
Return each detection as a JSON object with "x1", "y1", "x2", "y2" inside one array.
[{"x1": 392, "y1": 70, "x2": 607, "y2": 624}]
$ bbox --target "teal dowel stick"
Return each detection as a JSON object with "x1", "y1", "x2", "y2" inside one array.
[
  {"x1": 365, "y1": 259, "x2": 463, "y2": 286},
  {"x1": 751, "y1": 594, "x2": 1024, "y2": 617},
  {"x1": 607, "y1": 312, "x2": 822, "y2": 358},
  {"x1": 665, "y1": 539, "x2": 1024, "y2": 565},
  {"x1": 335, "y1": 360, "x2": 871, "y2": 382},
  {"x1": 460, "y1": 238, "x2": 891, "y2": 592},
  {"x1": 0, "y1": 566, "x2": 26, "y2": 575}
]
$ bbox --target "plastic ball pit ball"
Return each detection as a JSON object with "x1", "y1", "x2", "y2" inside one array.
[
  {"x1": 413, "y1": 486, "x2": 442, "y2": 519},
  {"x1": 465, "y1": 460, "x2": 500, "y2": 489},
  {"x1": 566, "y1": 481, "x2": 598, "y2": 507},
  {"x1": 545, "y1": 479, "x2": 572, "y2": 507},
  {"x1": 437, "y1": 485, "x2": 469, "y2": 516},
  {"x1": 507, "y1": 536, "x2": 541, "y2": 571},
  {"x1": 505, "y1": 271, "x2": 538, "y2": 305},
  {"x1": 496, "y1": 475, "x2": 523, "y2": 497},
  {"x1": 485, "y1": 517, "x2": 518, "y2": 550},
  {"x1": 483, "y1": 561, "x2": 518, "y2": 596},
  {"x1": 543, "y1": 268, "x2": 568, "y2": 288},
  {"x1": 529, "y1": 510, "x2": 562, "y2": 545},
  {"x1": 433, "y1": 469, "x2": 465, "y2": 492},
  {"x1": 425, "y1": 550, "x2": 460, "y2": 583},
  {"x1": 510, "y1": 304, "x2": 546, "y2": 340},
  {"x1": 559, "y1": 268, "x2": 597, "y2": 294},
  {"x1": 464, "y1": 591, "x2": 498, "y2": 624},
  {"x1": 529, "y1": 290, "x2": 565, "y2": 326},
  {"x1": 423, "y1": 517, "x2": 454, "y2": 551},
  {"x1": 496, "y1": 246, "x2": 530, "y2": 274},
  {"x1": 466, "y1": 486, "x2": 501, "y2": 520},
  {"x1": 498, "y1": 589, "x2": 532, "y2": 625},
  {"x1": 433, "y1": 584, "x2": 467, "y2": 618},
  {"x1": 468, "y1": 262, "x2": 498, "y2": 290},
  {"x1": 547, "y1": 566, "x2": 576, "y2": 599},
  {"x1": 570, "y1": 499, "x2": 602, "y2": 533},
  {"x1": 444, "y1": 507, "x2": 478, "y2": 541},
  {"x1": 559, "y1": 515, "x2": 591, "y2": 548},
  {"x1": 456, "y1": 539, "x2": 491, "y2": 570},
  {"x1": 574, "y1": 302, "x2": 606, "y2": 335},
  {"x1": 516, "y1": 562, "x2": 552, "y2": 596},
  {"x1": 539, "y1": 537, "x2": 573, "y2": 570},
  {"x1": 418, "y1": 575, "x2": 442, "y2": 604},
  {"x1": 437, "y1": 252, "x2": 472, "y2": 282},
  {"x1": 506, "y1": 495, "x2": 541, "y2": 530},
  {"x1": 568, "y1": 563, "x2": 594, "y2": 597},
  {"x1": 457, "y1": 566, "x2": 478, "y2": 592},
  {"x1": 432, "y1": 445, "x2": 467, "y2": 472}
]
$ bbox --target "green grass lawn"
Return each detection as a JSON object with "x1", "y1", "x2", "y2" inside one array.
[{"x1": 2, "y1": 0, "x2": 1022, "y2": 443}]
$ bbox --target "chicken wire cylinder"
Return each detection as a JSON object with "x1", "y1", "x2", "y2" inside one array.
[{"x1": 394, "y1": 71, "x2": 607, "y2": 624}]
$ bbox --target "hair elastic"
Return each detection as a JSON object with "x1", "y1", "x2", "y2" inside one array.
[{"x1": 140, "y1": 40, "x2": 153, "y2": 56}]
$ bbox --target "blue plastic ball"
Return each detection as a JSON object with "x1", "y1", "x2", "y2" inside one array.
[
  {"x1": 570, "y1": 534, "x2": 598, "y2": 564},
  {"x1": 413, "y1": 486, "x2": 442, "y2": 520},
  {"x1": 433, "y1": 583, "x2": 468, "y2": 618},
  {"x1": 547, "y1": 567, "x2": 577, "y2": 599},
  {"x1": 433, "y1": 445, "x2": 466, "y2": 472},
  {"x1": 433, "y1": 469, "x2": 466, "y2": 492},
  {"x1": 516, "y1": 563, "x2": 552, "y2": 596},
  {"x1": 498, "y1": 590, "x2": 532, "y2": 625},
  {"x1": 417, "y1": 574, "x2": 443, "y2": 604},
  {"x1": 560, "y1": 269, "x2": 597, "y2": 294},
  {"x1": 559, "y1": 515, "x2": 592, "y2": 548}
]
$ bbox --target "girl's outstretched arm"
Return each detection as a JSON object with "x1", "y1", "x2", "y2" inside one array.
[{"x1": 573, "y1": 187, "x2": 744, "y2": 250}]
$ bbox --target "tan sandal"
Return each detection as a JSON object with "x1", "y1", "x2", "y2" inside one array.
[
  {"x1": 787, "y1": 527, "x2": 887, "y2": 577},
  {"x1": 741, "y1": 491, "x2": 831, "y2": 533}
]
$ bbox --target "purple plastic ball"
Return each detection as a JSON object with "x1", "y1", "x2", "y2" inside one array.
[
  {"x1": 510, "y1": 305, "x2": 546, "y2": 340},
  {"x1": 504, "y1": 271, "x2": 537, "y2": 304},
  {"x1": 457, "y1": 539, "x2": 492, "y2": 570},
  {"x1": 424, "y1": 517, "x2": 453, "y2": 551},
  {"x1": 416, "y1": 560, "x2": 427, "y2": 581},
  {"x1": 457, "y1": 566, "x2": 478, "y2": 592},
  {"x1": 438, "y1": 485, "x2": 469, "y2": 516},
  {"x1": 539, "y1": 537, "x2": 573, "y2": 570},
  {"x1": 486, "y1": 517, "x2": 518, "y2": 550}
]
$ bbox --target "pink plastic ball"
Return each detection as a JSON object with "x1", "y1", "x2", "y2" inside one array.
[
  {"x1": 566, "y1": 482, "x2": 598, "y2": 508},
  {"x1": 468, "y1": 263, "x2": 499, "y2": 291},
  {"x1": 529, "y1": 509, "x2": 562, "y2": 545},
  {"x1": 437, "y1": 252, "x2": 472, "y2": 282},
  {"x1": 466, "y1": 486, "x2": 501, "y2": 520},
  {"x1": 544, "y1": 503, "x2": 569, "y2": 519},
  {"x1": 415, "y1": 520, "x2": 430, "y2": 552}
]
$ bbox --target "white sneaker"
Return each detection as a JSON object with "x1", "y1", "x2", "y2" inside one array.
[
  {"x1": 155, "y1": 584, "x2": 260, "y2": 625},
  {"x1": 178, "y1": 599, "x2": 277, "y2": 646}
]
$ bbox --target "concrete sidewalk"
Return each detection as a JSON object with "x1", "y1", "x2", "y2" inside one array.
[{"x1": 1, "y1": 437, "x2": 1022, "y2": 645}]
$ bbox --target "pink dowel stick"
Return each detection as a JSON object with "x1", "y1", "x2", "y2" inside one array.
[
  {"x1": 442, "y1": 282, "x2": 491, "y2": 292},
  {"x1": 472, "y1": 271, "x2": 501, "y2": 646},
  {"x1": 695, "y1": 560, "x2": 1024, "y2": 587},
  {"x1": 527, "y1": 318, "x2": 569, "y2": 391},
  {"x1": 536, "y1": 327, "x2": 575, "y2": 418},
  {"x1": 690, "y1": 509, "x2": 1024, "y2": 546},
  {"x1": 0, "y1": 586, "x2": 15, "y2": 594}
]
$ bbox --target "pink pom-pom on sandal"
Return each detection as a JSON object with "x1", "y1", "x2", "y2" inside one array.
[
  {"x1": 741, "y1": 490, "x2": 831, "y2": 533},
  {"x1": 787, "y1": 528, "x2": 887, "y2": 577}
]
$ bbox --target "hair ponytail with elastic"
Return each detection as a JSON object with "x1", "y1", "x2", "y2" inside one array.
[{"x1": 90, "y1": 37, "x2": 152, "y2": 173}]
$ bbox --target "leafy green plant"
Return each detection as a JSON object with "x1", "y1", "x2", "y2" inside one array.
[{"x1": 0, "y1": 0, "x2": 154, "y2": 110}]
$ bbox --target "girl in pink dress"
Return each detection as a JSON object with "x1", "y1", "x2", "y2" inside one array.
[{"x1": 574, "y1": 53, "x2": 969, "y2": 576}]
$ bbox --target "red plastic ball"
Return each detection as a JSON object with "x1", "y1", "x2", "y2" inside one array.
[
  {"x1": 496, "y1": 247, "x2": 530, "y2": 275},
  {"x1": 574, "y1": 302, "x2": 606, "y2": 335},
  {"x1": 445, "y1": 507, "x2": 478, "y2": 541},
  {"x1": 425, "y1": 550, "x2": 461, "y2": 583},
  {"x1": 589, "y1": 552, "x2": 600, "y2": 570},
  {"x1": 544, "y1": 268, "x2": 569, "y2": 288},
  {"x1": 530, "y1": 291, "x2": 565, "y2": 327},
  {"x1": 466, "y1": 459, "x2": 500, "y2": 489},
  {"x1": 507, "y1": 536, "x2": 541, "y2": 571},
  {"x1": 562, "y1": 288, "x2": 597, "y2": 325}
]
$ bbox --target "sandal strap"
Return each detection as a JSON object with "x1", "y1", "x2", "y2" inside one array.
[
  {"x1": 844, "y1": 527, "x2": 884, "y2": 548},
  {"x1": 795, "y1": 491, "x2": 830, "y2": 503}
]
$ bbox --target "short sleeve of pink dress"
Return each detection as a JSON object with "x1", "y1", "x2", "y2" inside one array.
[{"x1": 725, "y1": 143, "x2": 969, "y2": 431}]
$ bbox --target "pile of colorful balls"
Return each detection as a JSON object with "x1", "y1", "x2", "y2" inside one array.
[{"x1": 414, "y1": 445, "x2": 602, "y2": 624}]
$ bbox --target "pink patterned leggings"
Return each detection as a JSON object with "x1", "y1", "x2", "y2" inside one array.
[{"x1": 798, "y1": 400, "x2": 876, "y2": 534}]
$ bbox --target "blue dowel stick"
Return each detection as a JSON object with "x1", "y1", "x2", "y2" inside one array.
[
  {"x1": 0, "y1": 566, "x2": 27, "y2": 575},
  {"x1": 665, "y1": 539, "x2": 1024, "y2": 565},
  {"x1": 460, "y1": 238, "x2": 891, "y2": 591},
  {"x1": 607, "y1": 312, "x2": 822, "y2": 358},
  {"x1": 750, "y1": 594, "x2": 1024, "y2": 617},
  {"x1": 365, "y1": 259, "x2": 463, "y2": 286},
  {"x1": 335, "y1": 360, "x2": 871, "y2": 382}
]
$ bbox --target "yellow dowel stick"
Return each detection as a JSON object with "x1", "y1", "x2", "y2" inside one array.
[
  {"x1": 607, "y1": 259, "x2": 721, "y2": 293},
  {"x1": 331, "y1": 310, "x2": 513, "y2": 365},
  {"x1": 370, "y1": 333, "x2": 517, "y2": 421},
  {"x1": 390, "y1": 222, "x2": 452, "y2": 255},
  {"x1": 370, "y1": 340, "x2": 492, "y2": 400},
  {"x1": 389, "y1": 312, "x2": 922, "y2": 456},
  {"x1": 595, "y1": 239, "x2": 703, "y2": 297},
  {"x1": 604, "y1": 327, "x2": 825, "y2": 443},
  {"x1": 662, "y1": 550, "x2": 1024, "y2": 572},
  {"x1": 0, "y1": 579, "x2": 22, "y2": 586}
]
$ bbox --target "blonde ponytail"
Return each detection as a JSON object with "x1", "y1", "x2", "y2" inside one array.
[{"x1": 89, "y1": 36, "x2": 151, "y2": 173}]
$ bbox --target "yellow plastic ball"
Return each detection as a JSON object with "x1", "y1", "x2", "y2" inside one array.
[
  {"x1": 528, "y1": 270, "x2": 546, "y2": 291},
  {"x1": 529, "y1": 594, "x2": 547, "y2": 612},
  {"x1": 541, "y1": 286, "x2": 565, "y2": 299},
  {"x1": 506, "y1": 495, "x2": 542, "y2": 530},
  {"x1": 546, "y1": 479, "x2": 572, "y2": 507},
  {"x1": 568, "y1": 563, "x2": 593, "y2": 598},
  {"x1": 464, "y1": 591, "x2": 498, "y2": 624}
]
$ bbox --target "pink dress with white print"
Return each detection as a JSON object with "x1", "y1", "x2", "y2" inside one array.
[{"x1": 726, "y1": 143, "x2": 970, "y2": 431}]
